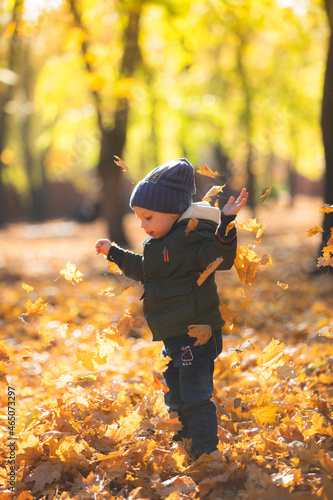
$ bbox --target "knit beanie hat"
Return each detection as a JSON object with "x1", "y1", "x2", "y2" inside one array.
[{"x1": 129, "y1": 158, "x2": 196, "y2": 214}]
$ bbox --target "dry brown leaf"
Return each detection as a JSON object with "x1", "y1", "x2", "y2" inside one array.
[{"x1": 197, "y1": 257, "x2": 223, "y2": 286}]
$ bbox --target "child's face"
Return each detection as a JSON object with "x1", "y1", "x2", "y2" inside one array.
[{"x1": 133, "y1": 206, "x2": 180, "y2": 239}]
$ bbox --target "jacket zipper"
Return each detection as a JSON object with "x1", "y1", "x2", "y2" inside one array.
[{"x1": 163, "y1": 246, "x2": 169, "y2": 262}]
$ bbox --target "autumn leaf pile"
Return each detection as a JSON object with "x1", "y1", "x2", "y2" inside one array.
[{"x1": 0, "y1": 197, "x2": 333, "y2": 500}]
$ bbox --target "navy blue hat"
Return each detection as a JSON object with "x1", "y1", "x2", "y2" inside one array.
[{"x1": 129, "y1": 158, "x2": 196, "y2": 214}]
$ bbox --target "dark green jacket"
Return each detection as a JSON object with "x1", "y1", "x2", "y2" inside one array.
[{"x1": 119, "y1": 212, "x2": 237, "y2": 341}]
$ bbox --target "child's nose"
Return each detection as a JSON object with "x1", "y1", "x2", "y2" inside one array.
[{"x1": 141, "y1": 220, "x2": 146, "y2": 229}]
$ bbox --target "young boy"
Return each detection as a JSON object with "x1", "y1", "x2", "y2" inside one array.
[{"x1": 95, "y1": 158, "x2": 248, "y2": 460}]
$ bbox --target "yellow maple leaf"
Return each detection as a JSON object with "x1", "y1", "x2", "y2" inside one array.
[
  {"x1": 25, "y1": 297, "x2": 48, "y2": 316},
  {"x1": 39, "y1": 326, "x2": 54, "y2": 346},
  {"x1": 238, "y1": 218, "x2": 263, "y2": 234},
  {"x1": 185, "y1": 217, "x2": 198, "y2": 236},
  {"x1": 58, "y1": 324, "x2": 69, "y2": 338},
  {"x1": 60, "y1": 262, "x2": 84, "y2": 284},
  {"x1": 197, "y1": 164, "x2": 219, "y2": 178},
  {"x1": 188, "y1": 325, "x2": 212, "y2": 345},
  {"x1": 251, "y1": 396, "x2": 282, "y2": 426},
  {"x1": 307, "y1": 226, "x2": 324, "y2": 237},
  {"x1": 0, "y1": 341, "x2": 11, "y2": 362},
  {"x1": 197, "y1": 257, "x2": 223, "y2": 286},
  {"x1": 202, "y1": 185, "x2": 225, "y2": 202},
  {"x1": 317, "y1": 244, "x2": 333, "y2": 268}
]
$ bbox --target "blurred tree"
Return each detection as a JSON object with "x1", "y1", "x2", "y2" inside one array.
[
  {"x1": 320, "y1": 0, "x2": 333, "y2": 262},
  {"x1": 0, "y1": 0, "x2": 22, "y2": 226},
  {"x1": 68, "y1": 0, "x2": 142, "y2": 245}
]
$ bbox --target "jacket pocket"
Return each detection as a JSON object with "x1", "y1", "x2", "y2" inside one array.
[{"x1": 157, "y1": 282, "x2": 193, "y2": 299}]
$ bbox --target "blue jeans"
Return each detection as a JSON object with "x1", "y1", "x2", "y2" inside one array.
[{"x1": 162, "y1": 329, "x2": 223, "y2": 456}]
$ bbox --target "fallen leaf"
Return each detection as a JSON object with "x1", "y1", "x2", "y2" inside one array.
[
  {"x1": 107, "y1": 261, "x2": 122, "y2": 274},
  {"x1": 197, "y1": 257, "x2": 223, "y2": 286}
]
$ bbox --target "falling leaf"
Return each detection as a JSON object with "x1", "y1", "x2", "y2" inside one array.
[
  {"x1": 185, "y1": 217, "x2": 198, "y2": 235},
  {"x1": 197, "y1": 164, "x2": 219, "y2": 178},
  {"x1": 319, "y1": 204, "x2": 333, "y2": 214},
  {"x1": 202, "y1": 185, "x2": 225, "y2": 202},
  {"x1": 22, "y1": 283, "x2": 34, "y2": 292},
  {"x1": 306, "y1": 226, "x2": 324, "y2": 237},
  {"x1": 188, "y1": 325, "x2": 212, "y2": 345},
  {"x1": 58, "y1": 324, "x2": 69, "y2": 338},
  {"x1": 234, "y1": 246, "x2": 271, "y2": 286},
  {"x1": 25, "y1": 297, "x2": 48, "y2": 316},
  {"x1": 107, "y1": 261, "x2": 122, "y2": 274},
  {"x1": 259, "y1": 339, "x2": 286, "y2": 366},
  {"x1": 277, "y1": 281, "x2": 289, "y2": 290},
  {"x1": 317, "y1": 244, "x2": 333, "y2": 268},
  {"x1": 117, "y1": 311, "x2": 132, "y2": 336},
  {"x1": 39, "y1": 326, "x2": 54, "y2": 346},
  {"x1": 114, "y1": 155, "x2": 129, "y2": 172},
  {"x1": 238, "y1": 218, "x2": 263, "y2": 234},
  {"x1": 225, "y1": 220, "x2": 237, "y2": 236},
  {"x1": 197, "y1": 257, "x2": 223, "y2": 286},
  {"x1": 261, "y1": 186, "x2": 272, "y2": 202},
  {"x1": 60, "y1": 262, "x2": 84, "y2": 284}
]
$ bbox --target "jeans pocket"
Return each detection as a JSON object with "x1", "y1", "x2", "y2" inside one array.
[{"x1": 212, "y1": 329, "x2": 223, "y2": 358}]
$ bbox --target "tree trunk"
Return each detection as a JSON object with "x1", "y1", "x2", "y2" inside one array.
[
  {"x1": 320, "y1": 0, "x2": 333, "y2": 257},
  {"x1": 69, "y1": 1, "x2": 142, "y2": 245},
  {"x1": 0, "y1": 0, "x2": 22, "y2": 226}
]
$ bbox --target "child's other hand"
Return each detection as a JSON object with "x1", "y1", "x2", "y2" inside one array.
[
  {"x1": 95, "y1": 239, "x2": 111, "y2": 256},
  {"x1": 222, "y1": 188, "x2": 248, "y2": 216}
]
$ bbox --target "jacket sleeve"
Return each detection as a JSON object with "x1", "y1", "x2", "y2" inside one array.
[
  {"x1": 193, "y1": 214, "x2": 238, "y2": 271},
  {"x1": 107, "y1": 245, "x2": 145, "y2": 283}
]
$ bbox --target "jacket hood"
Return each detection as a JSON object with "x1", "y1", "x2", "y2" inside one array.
[{"x1": 179, "y1": 201, "x2": 220, "y2": 224}]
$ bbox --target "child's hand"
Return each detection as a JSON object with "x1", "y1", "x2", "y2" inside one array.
[
  {"x1": 222, "y1": 188, "x2": 248, "y2": 216},
  {"x1": 95, "y1": 239, "x2": 112, "y2": 256}
]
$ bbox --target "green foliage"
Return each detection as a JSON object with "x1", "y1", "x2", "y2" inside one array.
[{"x1": 0, "y1": 0, "x2": 329, "y2": 195}]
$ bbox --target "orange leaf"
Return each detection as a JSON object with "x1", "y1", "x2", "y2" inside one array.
[
  {"x1": 60, "y1": 261, "x2": 84, "y2": 284},
  {"x1": 251, "y1": 397, "x2": 282, "y2": 426},
  {"x1": 319, "y1": 204, "x2": 333, "y2": 214},
  {"x1": 25, "y1": 297, "x2": 48, "y2": 316},
  {"x1": 107, "y1": 261, "x2": 122, "y2": 274},
  {"x1": 225, "y1": 220, "x2": 237, "y2": 236},
  {"x1": 188, "y1": 324, "x2": 212, "y2": 345},
  {"x1": 307, "y1": 226, "x2": 324, "y2": 237},
  {"x1": 259, "y1": 339, "x2": 286, "y2": 366},
  {"x1": 117, "y1": 311, "x2": 132, "y2": 336},
  {"x1": 277, "y1": 281, "x2": 289, "y2": 290},
  {"x1": 0, "y1": 341, "x2": 11, "y2": 362},
  {"x1": 185, "y1": 217, "x2": 198, "y2": 235},
  {"x1": 197, "y1": 164, "x2": 219, "y2": 178},
  {"x1": 39, "y1": 326, "x2": 54, "y2": 346},
  {"x1": 197, "y1": 257, "x2": 223, "y2": 286},
  {"x1": 114, "y1": 155, "x2": 129, "y2": 172}
]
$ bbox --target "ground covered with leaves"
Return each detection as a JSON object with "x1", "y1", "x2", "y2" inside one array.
[{"x1": 0, "y1": 196, "x2": 333, "y2": 499}]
